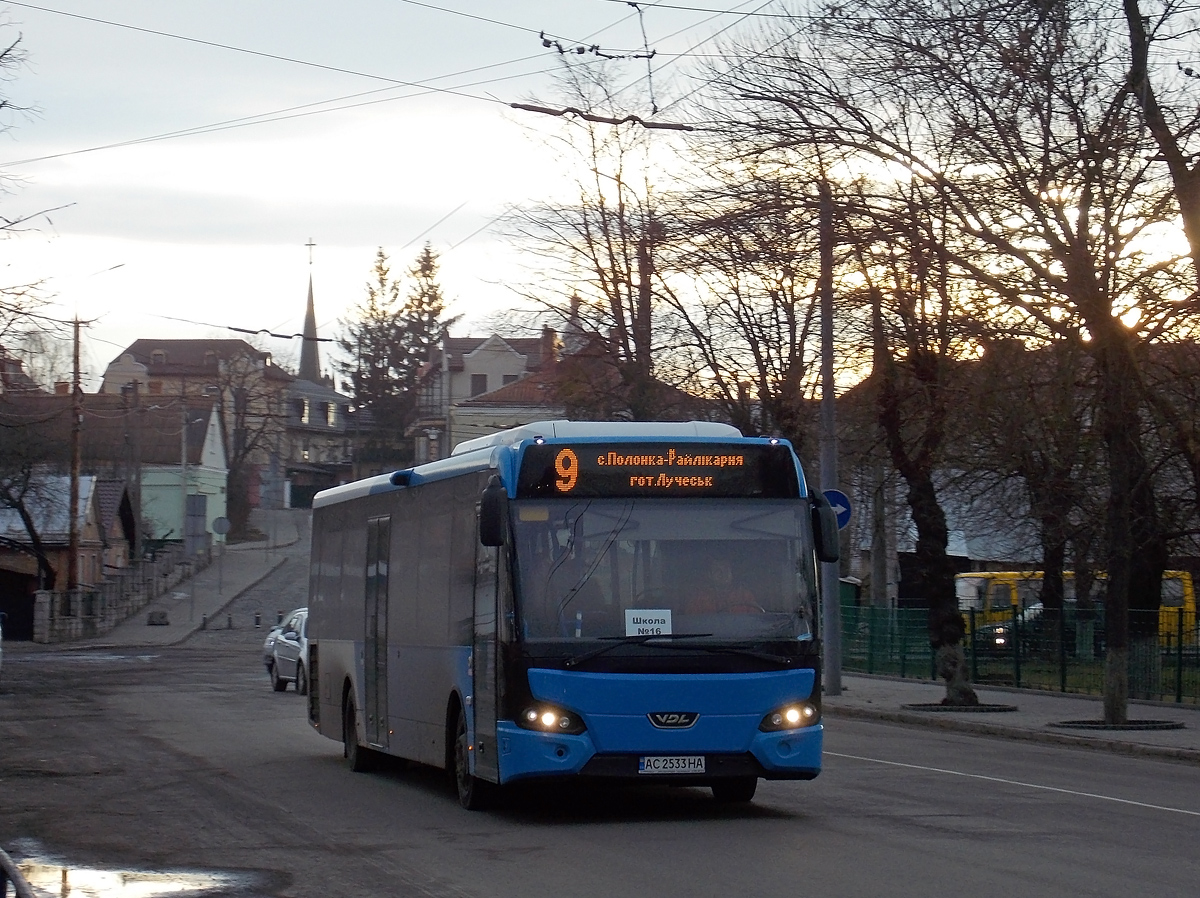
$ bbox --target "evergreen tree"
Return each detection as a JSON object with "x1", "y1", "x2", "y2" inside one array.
[
  {"x1": 337, "y1": 245, "x2": 454, "y2": 465},
  {"x1": 401, "y1": 244, "x2": 457, "y2": 395}
]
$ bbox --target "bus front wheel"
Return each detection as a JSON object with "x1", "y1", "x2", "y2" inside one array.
[
  {"x1": 711, "y1": 777, "x2": 757, "y2": 803},
  {"x1": 453, "y1": 707, "x2": 492, "y2": 810}
]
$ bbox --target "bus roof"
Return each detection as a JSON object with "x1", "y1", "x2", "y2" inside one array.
[
  {"x1": 313, "y1": 420, "x2": 790, "y2": 509},
  {"x1": 451, "y1": 420, "x2": 742, "y2": 456}
]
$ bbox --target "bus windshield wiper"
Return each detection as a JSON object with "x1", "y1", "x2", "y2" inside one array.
[
  {"x1": 564, "y1": 633, "x2": 714, "y2": 667},
  {"x1": 659, "y1": 643, "x2": 799, "y2": 664}
]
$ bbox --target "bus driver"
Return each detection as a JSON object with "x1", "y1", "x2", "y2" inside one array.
[{"x1": 685, "y1": 555, "x2": 762, "y2": 614}]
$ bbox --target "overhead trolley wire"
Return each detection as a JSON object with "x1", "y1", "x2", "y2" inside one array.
[{"x1": 0, "y1": 55, "x2": 594, "y2": 167}]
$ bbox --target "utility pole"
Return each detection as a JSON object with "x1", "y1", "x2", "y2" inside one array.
[
  {"x1": 67, "y1": 317, "x2": 82, "y2": 592},
  {"x1": 818, "y1": 179, "x2": 842, "y2": 696},
  {"x1": 180, "y1": 399, "x2": 189, "y2": 554}
]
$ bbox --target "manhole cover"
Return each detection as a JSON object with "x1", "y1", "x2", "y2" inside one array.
[
  {"x1": 1048, "y1": 719, "x2": 1185, "y2": 731},
  {"x1": 901, "y1": 703, "x2": 1018, "y2": 712}
]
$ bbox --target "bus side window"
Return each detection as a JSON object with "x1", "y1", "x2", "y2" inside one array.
[{"x1": 1162, "y1": 578, "x2": 1185, "y2": 609}]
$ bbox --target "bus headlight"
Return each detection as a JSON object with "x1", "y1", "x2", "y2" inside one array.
[
  {"x1": 517, "y1": 705, "x2": 587, "y2": 735},
  {"x1": 759, "y1": 702, "x2": 819, "y2": 731}
]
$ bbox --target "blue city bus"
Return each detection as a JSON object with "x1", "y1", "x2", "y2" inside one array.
[{"x1": 306, "y1": 421, "x2": 839, "y2": 808}]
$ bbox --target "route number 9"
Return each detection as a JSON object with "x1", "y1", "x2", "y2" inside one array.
[{"x1": 555, "y1": 448, "x2": 579, "y2": 492}]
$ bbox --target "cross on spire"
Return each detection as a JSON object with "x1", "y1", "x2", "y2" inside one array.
[{"x1": 305, "y1": 237, "x2": 316, "y2": 266}]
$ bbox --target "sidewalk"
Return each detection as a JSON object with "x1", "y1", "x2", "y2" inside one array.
[
  {"x1": 9, "y1": 509, "x2": 309, "y2": 650},
  {"x1": 824, "y1": 673, "x2": 1200, "y2": 764},
  {"x1": 97, "y1": 508, "x2": 306, "y2": 647}
]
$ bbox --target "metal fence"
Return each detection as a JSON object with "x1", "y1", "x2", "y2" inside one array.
[
  {"x1": 839, "y1": 604, "x2": 1200, "y2": 704},
  {"x1": 32, "y1": 544, "x2": 213, "y2": 643}
]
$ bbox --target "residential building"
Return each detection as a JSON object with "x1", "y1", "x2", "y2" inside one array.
[
  {"x1": 100, "y1": 338, "x2": 291, "y2": 510},
  {"x1": 409, "y1": 330, "x2": 557, "y2": 462},
  {"x1": 0, "y1": 473, "x2": 135, "y2": 640},
  {"x1": 283, "y1": 376, "x2": 354, "y2": 507},
  {"x1": 0, "y1": 392, "x2": 228, "y2": 551},
  {"x1": 0, "y1": 348, "x2": 44, "y2": 395},
  {"x1": 449, "y1": 359, "x2": 567, "y2": 447}
]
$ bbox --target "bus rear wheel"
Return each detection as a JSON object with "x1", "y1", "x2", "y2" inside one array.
[
  {"x1": 453, "y1": 707, "x2": 492, "y2": 810},
  {"x1": 343, "y1": 696, "x2": 372, "y2": 772},
  {"x1": 711, "y1": 777, "x2": 757, "y2": 803}
]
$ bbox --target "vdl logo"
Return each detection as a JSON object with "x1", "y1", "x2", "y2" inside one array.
[{"x1": 648, "y1": 712, "x2": 699, "y2": 729}]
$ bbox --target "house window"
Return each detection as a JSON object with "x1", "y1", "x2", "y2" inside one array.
[
  {"x1": 470, "y1": 374, "x2": 488, "y2": 396},
  {"x1": 204, "y1": 350, "x2": 218, "y2": 367},
  {"x1": 150, "y1": 350, "x2": 167, "y2": 365},
  {"x1": 322, "y1": 402, "x2": 334, "y2": 426},
  {"x1": 503, "y1": 374, "x2": 519, "y2": 386}
]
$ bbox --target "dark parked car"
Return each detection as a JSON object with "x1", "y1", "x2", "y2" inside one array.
[
  {"x1": 972, "y1": 602, "x2": 1105, "y2": 658},
  {"x1": 263, "y1": 607, "x2": 308, "y2": 693},
  {"x1": 972, "y1": 603, "x2": 1043, "y2": 657}
]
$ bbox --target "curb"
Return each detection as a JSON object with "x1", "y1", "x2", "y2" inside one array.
[{"x1": 824, "y1": 704, "x2": 1200, "y2": 766}]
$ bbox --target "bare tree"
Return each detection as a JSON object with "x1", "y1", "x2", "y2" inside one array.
[
  {"x1": 506, "y1": 62, "x2": 693, "y2": 420},
  {"x1": 201, "y1": 343, "x2": 290, "y2": 539},
  {"x1": 962, "y1": 336, "x2": 1105, "y2": 651},
  {"x1": 658, "y1": 164, "x2": 827, "y2": 457},
  {"x1": 0, "y1": 399, "x2": 69, "y2": 589},
  {"x1": 709, "y1": 0, "x2": 1191, "y2": 718}
]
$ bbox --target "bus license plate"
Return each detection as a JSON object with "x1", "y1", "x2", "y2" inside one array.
[{"x1": 638, "y1": 755, "x2": 705, "y2": 774}]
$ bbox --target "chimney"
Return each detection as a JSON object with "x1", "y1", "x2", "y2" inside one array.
[{"x1": 540, "y1": 326, "x2": 558, "y2": 370}]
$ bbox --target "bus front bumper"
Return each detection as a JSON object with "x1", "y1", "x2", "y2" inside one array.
[{"x1": 494, "y1": 721, "x2": 822, "y2": 784}]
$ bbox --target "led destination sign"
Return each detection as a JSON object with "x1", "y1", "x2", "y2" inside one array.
[{"x1": 516, "y1": 442, "x2": 800, "y2": 499}]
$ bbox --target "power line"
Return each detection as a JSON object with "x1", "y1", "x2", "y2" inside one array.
[
  {"x1": 6, "y1": 1, "x2": 436, "y2": 85},
  {"x1": 396, "y1": 199, "x2": 465, "y2": 248},
  {"x1": 630, "y1": 0, "x2": 778, "y2": 103},
  {"x1": 394, "y1": 0, "x2": 543, "y2": 37},
  {"x1": 0, "y1": 56, "x2": 578, "y2": 167},
  {"x1": 510, "y1": 102, "x2": 693, "y2": 130},
  {"x1": 147, "y1": 314, "x2": 334, "y2": 342},
  {"x1": 651, "y1": 6, "x2": 805, "y2": 119},
  {"x1": 449, "y1": 205, "x2": 515, "y2": 251},
  {"x1": 8, "y1": 0, "x2": 603, "y2": 75},
  {"x1": 597, "y1": 1, "x2": 801, "y2": 17},
  {"x1": 598, "y1": 0, "x2": 1149, "y2": 20},
  {"x1": 2, "y1": 3, "x2": 802, "y2": 166}
]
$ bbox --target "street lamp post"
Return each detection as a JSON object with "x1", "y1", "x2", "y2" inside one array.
[{"x1": 818, "y1": 179, "x2": 843, "y2": 696}]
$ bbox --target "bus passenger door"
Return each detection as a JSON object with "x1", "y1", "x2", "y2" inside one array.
[
  {"x1": 472, "y1": 533, "x2": 500, "y2": 782},
  {"x1": 365, "y1": 516, "x2": 390, "y2": 749}
]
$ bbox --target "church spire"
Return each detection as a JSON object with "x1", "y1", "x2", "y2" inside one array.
[{"x1": 299, "y1": 239, "x2": 322, "y2": 383}]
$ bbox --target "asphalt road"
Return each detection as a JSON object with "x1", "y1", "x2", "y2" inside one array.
[{"x1": 3, "y1": 553, "x2": 1200, "y2": 898}]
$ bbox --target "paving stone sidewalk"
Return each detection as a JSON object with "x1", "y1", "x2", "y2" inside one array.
[{"x1": 824, "y1": 673, "x2": 1200, "y2": 763}]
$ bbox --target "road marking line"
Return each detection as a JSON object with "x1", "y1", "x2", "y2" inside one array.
[{"x1": 826, "y1": 751, "x2": 1200, "y2": 817}]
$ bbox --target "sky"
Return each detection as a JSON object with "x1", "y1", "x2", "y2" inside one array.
[{"x1": 0, "y1": 0, "x2": 770, "y2": 388}]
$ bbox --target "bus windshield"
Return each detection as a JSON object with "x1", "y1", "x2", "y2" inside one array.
[{"x1": 512, "y1": 498, "x2": 816, "y2": 643}]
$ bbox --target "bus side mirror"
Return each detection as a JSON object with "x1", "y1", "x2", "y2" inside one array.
[
  {"x1": 480, "y1": 476, "x2": 508, "y2": 547},
  {"x1": 812, "y1": 493, "x2": 840, "y2": 563}
]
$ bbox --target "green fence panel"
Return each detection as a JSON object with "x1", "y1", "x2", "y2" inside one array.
[{"x1": 838, "y1": 602, "x2": 1200, "y2": 704}]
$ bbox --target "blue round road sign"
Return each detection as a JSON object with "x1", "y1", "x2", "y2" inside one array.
[{"x1": 823, "y1": 489, "x2": 852, "y2": 530}]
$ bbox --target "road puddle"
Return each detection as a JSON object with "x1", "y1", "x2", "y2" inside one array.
[{"x1": 14, "y1": 859, "x2": 250, "y2": 897}]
